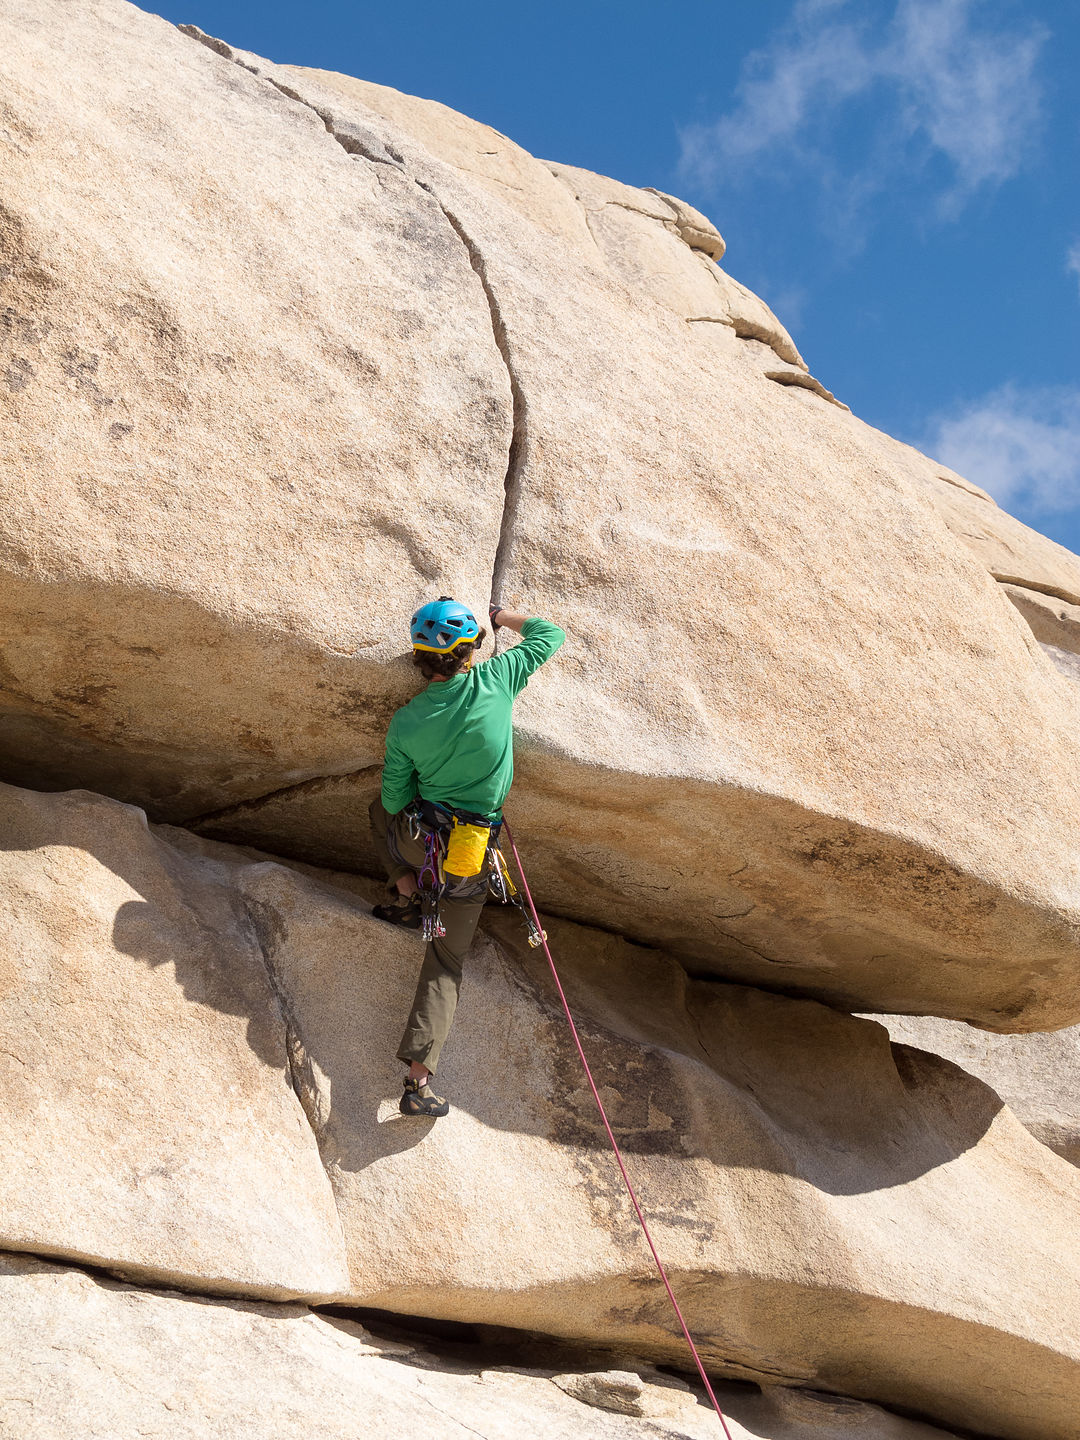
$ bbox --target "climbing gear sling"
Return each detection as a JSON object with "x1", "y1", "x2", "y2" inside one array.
[
  {"x1": 488, "y1": 841, "x2": 547, "y2": 949},
  {"x1": 501, "y1": 820, "x2": 736, "y2": 1440},
  {"x1": 416, "y1": 826, "x2": 446, "y2": 941}
]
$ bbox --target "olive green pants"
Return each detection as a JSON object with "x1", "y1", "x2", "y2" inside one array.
[{"x1": 369, "y1": 798, "x2": 489, "y2": 1075}]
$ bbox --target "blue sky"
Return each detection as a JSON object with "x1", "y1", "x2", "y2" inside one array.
[{"x1": 156, "y1": 1, "x2": 1080, "y2": 557}]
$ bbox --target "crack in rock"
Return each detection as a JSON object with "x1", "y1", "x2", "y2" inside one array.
[
  {"x1": 216, "y1": 875, "x2": 345, "y2": 1181},
  {"x1": 413, "y1": 184, "x2": 526, "y2": 610},
  {"x1": 187, "y1": 765, "x2": 382, "y2": 829},
  {"x1": 238, "y1": 892, "x2": 326, "y2": 1139},
  {"x1": 176, "y1": 20, "x2": 527, "y2": 623},
  {"x1": 934, "y1": 471, "x2": 994, "y2": 503},
  {"x1": 993, "y1": 575, "x2": 1080, "y2": 610}
]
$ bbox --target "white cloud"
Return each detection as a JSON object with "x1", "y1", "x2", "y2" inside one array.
[
  {"x1": 680, "y1": 0, "x2": 1045, "y2": 209},
  {"x1": 1068, "y1": 243, "x2": 1080, "y2": 294},
  {"x1": 889, "y1": 0, "x2": 1044, "y2": 193},
  {"x1": 680, "y1": 6, "x2": 873, "y2": 176},
  {"x1": 931, "y1": 386, "x2": 1080, "y2": 515}
]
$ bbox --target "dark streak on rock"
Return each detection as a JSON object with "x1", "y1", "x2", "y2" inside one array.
[
  {"x1": 3, "y1": 356, "x2": 32, "y2": 392},
  {"x1": 993, "y1": 574, "x2": 1080, "y2": 611},
  {"x1": 186, "y1": 764, "x2": 382, "y2": 829},
  {"x1": 61, "y1": 349, "x2": 114, "y2": 407},
  {"x1": 239, "y1": 893, "x2": 323, "y2": 1140}
]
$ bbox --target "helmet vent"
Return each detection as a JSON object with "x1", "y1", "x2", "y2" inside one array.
[{"x1": 410, "y1": 598, "x2": 481, "y2": 654}]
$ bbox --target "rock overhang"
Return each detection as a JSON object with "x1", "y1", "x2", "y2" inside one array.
[{"x1": 0, "y1": 0, "x2": 1079, "y2": 1029}]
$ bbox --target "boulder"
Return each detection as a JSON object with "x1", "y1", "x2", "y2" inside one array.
[
  {"x1": 1000, "y1": 584, "x2": 1080, "y2": 683},
  {"x1": 872, "y1": 1014, "x2": 1080, "y2": 1165},
  {"x1": 195, "y1": 834, "x2": 1080, "y2": 1440},
  {"x1": 0, "y1": 0, "x2": 510, "y2": 817},
  {"x1": 0, "y1": 782, "x2": 1076, "y2": 1435},
  {"x1": 2, "y1": 0, "x2": 1080, "y2": 1028},
  {"x1": 551, "y1": 1367, "x2": 698, "y2": 1419},
  {"x1": 0, "y1": 1251, "x2": 963, "y2": 1440},
  {"x1": 0, "y1": 781, "x2": 348, "y2": 1298},
  {"x1": 202, "y1": 41, "x2": 1080, "y2": 1031}
]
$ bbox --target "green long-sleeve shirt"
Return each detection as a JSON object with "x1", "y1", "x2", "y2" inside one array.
[{"x1": 380, "y1": 616, "x2": 566, "y2": 822}]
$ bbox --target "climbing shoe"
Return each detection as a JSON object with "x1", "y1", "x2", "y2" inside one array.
[
  {"x1": 400, "y1": 1077, "x2": 450, "y2": 1118},
  {"x1": 371, "y1": 894, "x2": 422, "y2": 930}
]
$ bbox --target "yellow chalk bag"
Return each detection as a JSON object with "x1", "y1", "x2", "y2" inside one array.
[{"x1": 444, "y1": 820, "x2": 491, "y2": 878}]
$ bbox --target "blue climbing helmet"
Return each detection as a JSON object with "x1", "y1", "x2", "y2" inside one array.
[{"x1": 410, "y1": 596, "x2": 481, "y2": 653}]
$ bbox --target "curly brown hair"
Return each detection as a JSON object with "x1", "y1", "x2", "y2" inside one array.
[{"x1": 412, "y1": 626, "x2": 488, "y2": 681}]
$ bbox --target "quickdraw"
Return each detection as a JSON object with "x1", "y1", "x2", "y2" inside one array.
[
  {"x1": 417, "y1": 827, "x2": 446, "y2": 942},
  {"x1": 489, "y1": 844, "x2": 547, "y2": 949}
]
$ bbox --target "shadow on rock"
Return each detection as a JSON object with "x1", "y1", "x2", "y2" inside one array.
[{"x1": 227, "y1": 857, "x2": 1007, "y2": 1197}]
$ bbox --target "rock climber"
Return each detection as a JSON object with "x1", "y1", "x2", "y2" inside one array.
[{"x1": 369, "y1": 596, "x2": 565, "y2": 1118}]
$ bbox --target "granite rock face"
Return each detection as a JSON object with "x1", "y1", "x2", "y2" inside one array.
[
  {"x1": 0, "y1": 781, "x2": 1077, "y2": 1437},
  {"x1": 0, "y1": 781, "x2": 349, "y2": 1298},
  {"x1": 201, "y1": 49, "x2": 1080, "y2": 1032},
  {"x1": 0, "y1": 1251, "x2": 964, "y2": 1440},
  {"x1": 251, "y1": 873, "x2": 1080, "y2": 1440},
  {"x1": 874, "y1": 1013, "x2": 1080, "y2": 1166},
  {"x1": 0, "y1": 0, "x2": 510, "y2": 818},
  {"x1": 3, "y1": 6, "x2": 1080, "y2": 1439},
  {"x1": 2, "y1": 0, "x2": 1080, "y2": 1027}
]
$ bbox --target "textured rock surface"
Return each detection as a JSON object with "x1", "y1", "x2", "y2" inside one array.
[
  {"x1": 178, "y1": 834, "x2": 1079, "y2": 1440},
  {"x1": 3, "y1": 6, "x2": 1080, "y2": 1027},
  {"x1": 0, "y1": 0, "x2": 510, "y2": 817},
  {"x1": 0, "y1": 1252, "x2": 963, "y2": 1440},
  {"x1": 0, "y1": 781, "x2": 348, "y2": 1298},
  {"x1": 0, "y1": 782, "x2": 1073, "y2": 1435},
  {"x1": 542, "y1": 159, "x2": 809, "y2": 370},
  {"x1": 195, "y1": 37, "x2": 1080, "y2": 1030},
  {"x1": 875, "y1": 1014, "x2": 1080, "y2": 1166}
]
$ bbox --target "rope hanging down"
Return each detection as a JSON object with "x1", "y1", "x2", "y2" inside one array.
[{"x1": 501, "y1": 821, "x2": 736, "y2": 1440}]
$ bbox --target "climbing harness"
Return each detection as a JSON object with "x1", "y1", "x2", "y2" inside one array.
[
  {"x1": 404, "y1": 800, "x2": 501, "y2": 943},
  {"x1": 501, "y1": 819, "x2": 736, "y2": 1440}
]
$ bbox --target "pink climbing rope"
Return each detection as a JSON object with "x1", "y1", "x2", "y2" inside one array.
[{"x1": 501, "y1": 820, "x2": 736, "y2": 1440}]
